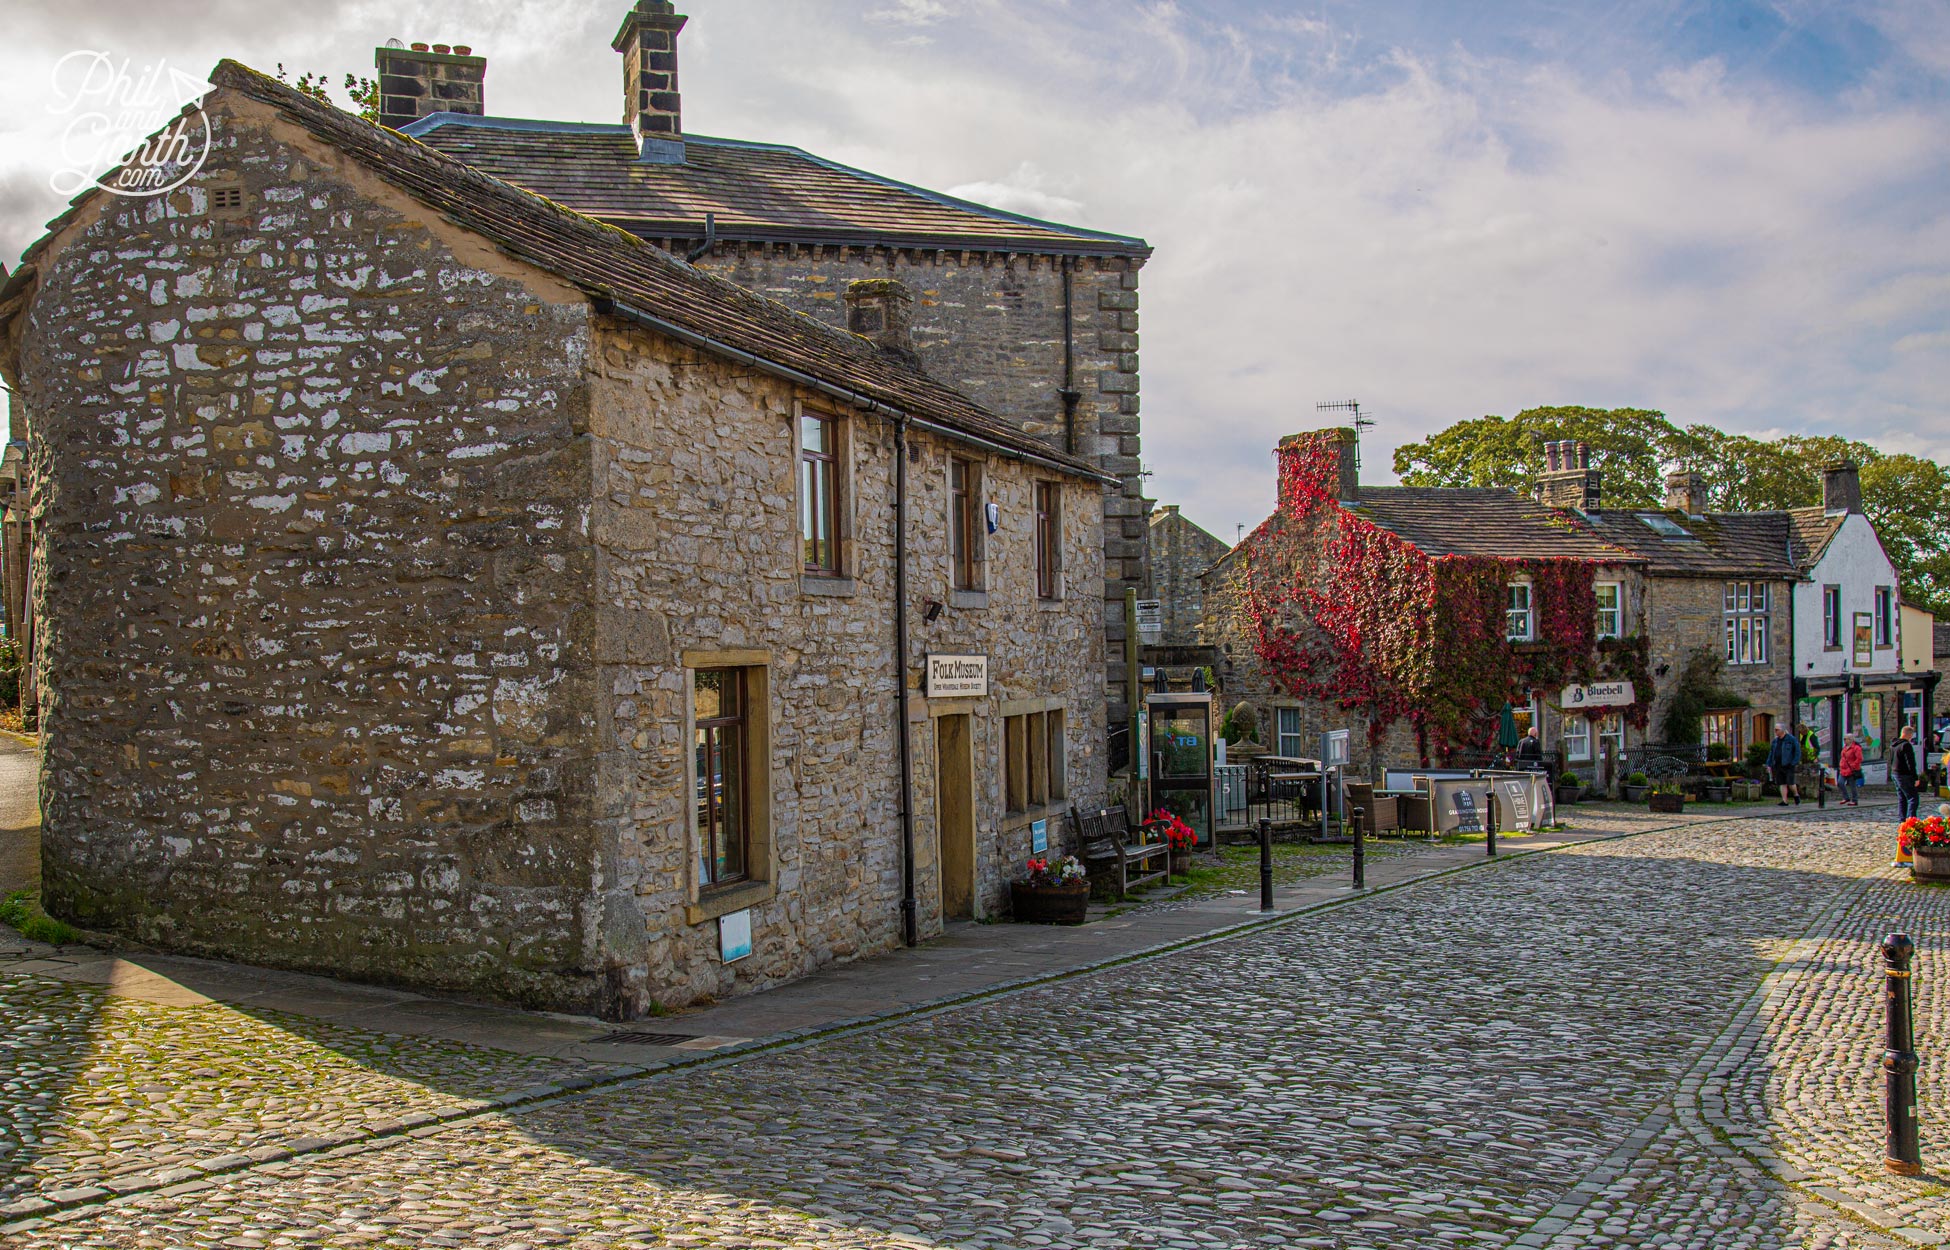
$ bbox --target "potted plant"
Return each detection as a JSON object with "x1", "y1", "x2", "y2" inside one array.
[
  {"x1": 1009, "y1": 855, "x2": 1091, "y2": 924},
  {"x1": 1729, "y1": 777, "x2": 1762, "y2": 802},
  {"x1": 1902, "y1": 813, "x2": 1950, "y2": 884},
  {"x1": 1622, "y1": 771, "x2": 1650, "y2": 802},
  {"x1": 1648, "y1": 784, "x2": 1686, "y2": 814},
  {"x1": 1556, "y1": 771, "x2": 1582, "y2": 805},
  {"x1": 1149, "y1": 809, "x2": 1198, "y2": 876},
  {"x1": 1703, "y1": 776, "x2": 1731, "y2": 803}
]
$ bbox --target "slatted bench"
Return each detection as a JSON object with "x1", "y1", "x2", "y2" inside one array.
[{"x1": 1069, "y1": 804, "x2": 1171, "y2": 900}]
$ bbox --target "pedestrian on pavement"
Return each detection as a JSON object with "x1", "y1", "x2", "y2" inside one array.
[
  {"x1": 1893, "y1": 725, "x2": 1922, "y2": 821},
  {"x1": 1837, "y1": 735, "x2": 1864, "y2": 807},
  {"x1": 1766, "y1": 724, "x2": 1802, "y2": 806},
  {"x1": 1517, "y1": 726, "x2": 1542, "y2": 769}
]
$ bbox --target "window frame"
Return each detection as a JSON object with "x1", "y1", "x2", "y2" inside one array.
[
  {"x1": 1723, "y1": 580, "x2": 1770, "y2": 666},
  {"x1": 1598, "y1": 713, "x2": 1625, "y2": 762},
  {"x1": 1002, "y1": 704, "x2": 1067, "y2": 819},
  {"x1": 1563, "y1": 716, "x2": 1592, "y2": 762},
  {"x1": 950, "y1": 455, "x2": 982, "y2": 593},
  {"x1": 694, "y1": 668, "x2": 750, "y2": 889},
  {"x1": 799, "y1": 409, "x2": 843, "y2": 576},
  {"x1": 1506, "y1": 582, "x2": 1533, "y2": 643},
  {"x1": 1033, "y1": 480, "x2": 1061, "y2": 600},
  {"x1": 1823, "y1": 584, "x2": 1842, "y2": 650},
  {"x1": 683, "y1": 652, "x2": 775, "y2": 923},
  {"x1": 1594, "y1": 581, "x2": 1622, "y2": 640},
  {"x1": 1874, "y1": 586, "x2": 1894, "y2": 648},
  {"x1": 1277, "y1": 706, "x2": 1305, "y2": 758}
]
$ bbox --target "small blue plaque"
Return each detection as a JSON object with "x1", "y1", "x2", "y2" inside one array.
[{"x1": 1030, "y1": 818, "x2": 1048, "y2": 854}]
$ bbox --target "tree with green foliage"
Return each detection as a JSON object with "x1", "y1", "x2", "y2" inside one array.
[
  {"x1": 1393, "y1": 407, "x2": 1950, "y2": 614},
  {"x1": 276, "y1": 64, "x2": 380, "y2": 124}
]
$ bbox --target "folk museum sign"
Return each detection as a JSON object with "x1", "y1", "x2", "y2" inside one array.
[{"x1": 926, "y1": 653, "x2": 989, "y2": 699}]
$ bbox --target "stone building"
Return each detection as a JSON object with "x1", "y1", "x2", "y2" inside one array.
[
  {"x1": 1146, "y1": 504, "x2": 1230, "y2": 647},
  {"x1": 1202, "y1": 432, "x2": 1799, "y2": 785},
  {"x1": 398, "y1": 1, "x2": 1154, "y2": 754},
  {"x1": 0, "y1": 63, "x2": 1108, "y2": 1018}
]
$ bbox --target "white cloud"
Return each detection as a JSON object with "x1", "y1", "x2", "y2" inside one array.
[{"x1": 868, "y1": 0, "x2": 950, "y2": 25}]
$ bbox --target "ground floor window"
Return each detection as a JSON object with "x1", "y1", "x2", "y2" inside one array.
[
  {"x1": 1701, "y1": 709, "x2": 1744, "y2": 756},
  {"x1": 1005, "y1": 707, "x2": 1066, "y2": 814},
  {"x1": 1598, "y1": 713, "x2": 1625, "y2": 763},
  {"x1": 1563, "y1": 716, "x2": 1591, "y2": 761},
  {"x1": 694, "y1": 668, "x2": 749, "y2": 886},
  {"x1": 1276, "y1": 706, "x2": 1305, "y2": 757}
]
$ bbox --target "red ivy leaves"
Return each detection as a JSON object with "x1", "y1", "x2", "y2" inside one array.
[{"x1": 1241, "y1": 436, "x2": 1653, "y2": 763}]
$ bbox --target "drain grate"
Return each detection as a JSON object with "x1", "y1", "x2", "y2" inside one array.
[{"x1": 595, "y1": 1031, "x2": 698, "y2": 1047}]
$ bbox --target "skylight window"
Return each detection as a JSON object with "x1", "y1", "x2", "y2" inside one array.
[{"x1": 1637, "y1": 513, "x2": 1695, "y2": 540}]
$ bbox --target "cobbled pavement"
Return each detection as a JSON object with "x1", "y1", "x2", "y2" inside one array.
[{"x1": 2, "y1": 809, "x2": 1941, "y2": 1249}]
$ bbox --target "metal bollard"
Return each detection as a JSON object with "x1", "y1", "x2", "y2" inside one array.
[
  {"x1": 1258, "y1": 817, "x2": 1274, "y2": 913},
  {"x1": 1486, "y1": 808, "x2": 1498, "y2": 858},
  {"x1": 1351, "y1": 806, "x2": 1366, "y2": 891},
  {"x1": 1883, "y1": 933, "x2": 1922, "y2": 1175}
]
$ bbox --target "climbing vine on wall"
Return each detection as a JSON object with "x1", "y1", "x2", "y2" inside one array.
[{"x1": 1240, "y1": 435, "x2": 1653, "y2": 762}]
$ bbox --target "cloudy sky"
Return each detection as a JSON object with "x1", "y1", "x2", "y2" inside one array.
[{"x1": 4, "y1": 0, "x2": 1946, "y2": 541}]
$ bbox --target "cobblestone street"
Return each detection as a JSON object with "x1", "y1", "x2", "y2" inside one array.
[{"x1": 3, "y1": 806, "x2": 1942, "y2": 1249}]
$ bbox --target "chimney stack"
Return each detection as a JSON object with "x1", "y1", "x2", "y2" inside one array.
[
  {"x1": 375, "y1": 43, "x2": 486, "y2": 132},
  {"x1": 1537, "y1": 440, "x2": 1601, "y2": 512},
  {"x1": 1664, "y1": 469, "x2": 1709, "y2": 516},
  {"x1": 1821, "y1": 460, "x2": 1862, "y2": 515},
  {"x1": 1276, "y1": 428, "x2": 1359, "y2": 508},
  {"x1": 845, "y1": 279, "x2": 917, "y2": 364},
  {"x1": 612, "y1": 1, "x2": 688, "y2": 164}
]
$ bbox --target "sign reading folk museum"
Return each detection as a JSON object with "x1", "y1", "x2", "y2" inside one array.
[
  {"x1": 925, "y1": 653, "x2": 989, "y2": 699},
  {"x1": 1559, "y1": 680, "x2": 1635, "y2": 709}
]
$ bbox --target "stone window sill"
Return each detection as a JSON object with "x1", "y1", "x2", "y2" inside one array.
[
  {"x1": 686, "y1": 879, "x2": 775, "y2": 925},
  {"x1": 802, "y1": 575, "x2": 855, "y2": 598},
  {"x1": 949, "y1": 590, "x2": 989, "y2": 610},
  {"x1": 1002, "y1": 802, "x2": 1069, "y2": 833},
  {"x1": 1037, "y1": 596, "x2": 1065, "y2": 610}
]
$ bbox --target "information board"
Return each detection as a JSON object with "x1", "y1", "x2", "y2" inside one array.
[
  {"x1": 1495, "y1": 778, "x2": 1532, "y2": 831},
  {"x1": 1429, "y1": 779, "x2": 1493, "y2": 834}
]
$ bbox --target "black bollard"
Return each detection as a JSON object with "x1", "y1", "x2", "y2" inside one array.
[
  {"x1": 1351, "y1": 806, "x2": 1366, "y2": 891},
  {"x1": 1883, "y1": 933, "x2": 1921, "y2": 1175},
  {"x1": 1258, "y1": 817, "x2": 1274, "y2": 913},
  {"x1": 1487, "y1": 805, "x2": 1498, "y2": 858}
]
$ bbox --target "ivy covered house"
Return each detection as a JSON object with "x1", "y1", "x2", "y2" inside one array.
[{"x1": 1202, "y1": 430, "x2": 1799, "y2": 785}]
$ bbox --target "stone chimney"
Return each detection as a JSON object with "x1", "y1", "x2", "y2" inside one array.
[
  {"x1": 1537, "y1": 440, "x2": 1601, "y2": 512},
  {"x1": 1276, "y1": 428, "x2": 1359, "y2": 509},
  {"x1": 1664, "y1": 469, "x2": 1709, "y2": 516},
  {"x1": 1822, "y1": 460, "x2": 1862, "y2": 515},
  {"x1": 612, "y1": 1, "x2": 688, "y2": 164},
  {"x1": 845, "y1": 279, "x2": 917, "y2": 364},
  {"x1": 375, "y1": 42, "x2": 486, "y2": 132}
]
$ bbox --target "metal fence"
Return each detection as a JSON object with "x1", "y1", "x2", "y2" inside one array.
[{"x1": 1216, "y1": 757, "x2": 1326, "y2": 833}]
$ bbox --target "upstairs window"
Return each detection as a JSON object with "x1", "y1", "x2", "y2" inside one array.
[
  {"x1": 1724, "y1": 581, "x2": 1770, "y2": 666},
  {"x1": 1874, "y1": 586, "x2": 1894, "y2": 647},
  {"x1": 1594, "y1": 582, "x2": 1622, "y2": 639},
  {"x1": 1823, "y1": 585, "x2": 1842, "y2": 649},
  {"x1": 1034, "y1": 481, "x2": 1060, "y2": 599},
  {"x1": 1506, "y1": 583, "x2": 1533, "y2": 642},
  {"x1": 800, "y1": 412, "x2": 840, "y2": 574},
  {"x1": 950, "y1": 457, "x2": 979, "y2": 592}
]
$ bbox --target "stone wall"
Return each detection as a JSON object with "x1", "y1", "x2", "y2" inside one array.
[
  {"x1": 8, "y1": 97, "x2": 608, "y2": 1010},
  {"x1": 689, "y1": 245, "x2": 1146, "y2": 737},
  {"x1": 1148, "y1": 505, "x2": 1229, "y2": 647},
  {"x1": 1640, "y1": 575, "x2": 1791, "y2": 753},
  {"x1": 586, "y1": 322, "x2": 1106, "y2": 1012}
]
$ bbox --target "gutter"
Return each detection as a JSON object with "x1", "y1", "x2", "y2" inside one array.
[{"x1": 594, "y1": 296, "x2": 1118, "y2": 487}]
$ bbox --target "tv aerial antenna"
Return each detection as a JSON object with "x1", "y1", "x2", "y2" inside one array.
[{"x1": 1314, "y1": 399, "x2": 1373, "y2": 467}]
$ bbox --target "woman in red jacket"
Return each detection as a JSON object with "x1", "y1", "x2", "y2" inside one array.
[{"x1": 1838, "y1": 736, "x2": 1864, "y2": 807}]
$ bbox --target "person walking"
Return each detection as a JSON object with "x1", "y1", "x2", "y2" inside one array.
[
  {"x1": 1893, "y1": 725, "x2": 1922, "y2": 821},
  {"x1": 1837, "y1": 735, "x2": 1864, "y2": 807},
  {"x1": 1517, "y1": 726, "x2": 1542, "y2": 769},
  {"x1": 1767, "y1": 724, "x2": 1802, "y2": 806}
]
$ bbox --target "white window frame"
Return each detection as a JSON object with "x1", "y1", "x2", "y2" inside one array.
[
  {"x1": 1276, "y1": 706, "x2": 1305, "y2": 758},
  {"x1": 1599, "y1": 713, "x2": 1625, "y2": 762},
  {"x1": 1724, "y1": 580, "x2": 1770, "y2": 666},
  {"x1": 1594, "y1": 582, "x2": 1622, "y2": 639},
  {"x1": 1563, "y1": 716, "x2": 1592, "y2": 762},
  {"x1": 1874, "y1": 586, "x2": 1893, "y2": 648},
  {"x1": 1506, "y1": 582, "x2": 1533, "y2": 643},
  {"x1": 1823, "y1": 585, "x2": 1842, "y2": 649}
]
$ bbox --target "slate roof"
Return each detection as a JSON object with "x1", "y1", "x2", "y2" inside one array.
[
  {"x1": 405, "y1": 113, "x2": 1152, "y2": 258},
  {"x1": 1584, "y1": 510, "x2": 1801, "y2": 578},
  {"x1": 1346, "y1": 488, "x2": 1641, "y2": 562},
  {"x1": 1784, "y1": 507, "x2": 1846, "y2": 571},
  {"x1": 10, "y1": 63, "x2": 1103, "y2": 482}
]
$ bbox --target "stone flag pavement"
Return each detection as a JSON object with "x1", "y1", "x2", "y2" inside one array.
[{"x1": 0, "y1": 747, "x2": 1941, "y2": 1247}]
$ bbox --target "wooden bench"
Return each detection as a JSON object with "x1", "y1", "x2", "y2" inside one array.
[{"x1": 1069, "y1": 804, "x2": 1171, "y2": 900}]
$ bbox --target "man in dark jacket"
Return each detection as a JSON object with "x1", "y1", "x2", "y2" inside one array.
[
  {"x1": 1894, "y1": 725, "x2": 1922, "y2": 820},
  {"x1": 1766, "y1": 725, "x2": 1803, "y2": 806},
  {"x1": 1517, "y1": 726, "x2": 1543, "y2": 769}
]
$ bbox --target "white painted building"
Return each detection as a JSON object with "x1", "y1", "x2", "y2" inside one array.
[{"x1": 1788, "y1": 464, "x2": 1913, "y2": 782}]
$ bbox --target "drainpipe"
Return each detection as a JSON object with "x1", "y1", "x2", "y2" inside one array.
[
  {"x1": 894, "y1": 418, "x2": 918, "y2": 947},
  {"x1": 684, "y1": 213, "x2": 717, "y2": 264},
  {"x1": 1059, "y1": 256, "x2": 1081, "y2": 456}
]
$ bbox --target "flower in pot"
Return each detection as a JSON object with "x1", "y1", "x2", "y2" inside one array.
[
  {"x1": 1648, "y1": 783, "x2": 1687, "y2": 814},
  {"x1": 1901, "y1": 811, "x2": 1950, "y2": 882},
  {"x1": 1556, "y1": 771, "x2": 1582, "y2": 804},
  {"x1": 1622, "y1": 771, "x2": 1651, "y2": 802},
  {"x1": 1148, "y1": 809, "x2": 1198, "y2": 876},
  {"x1": 1011, "y1": 854, "x2": 1091, "y2": 924}
]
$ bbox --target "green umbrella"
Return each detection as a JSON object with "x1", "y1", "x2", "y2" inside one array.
[{"x1": 1497, "y1": 701, "x2": 1521, "y2": 749}]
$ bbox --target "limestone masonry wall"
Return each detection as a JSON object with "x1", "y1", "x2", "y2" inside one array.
[{"x1": 12, "y1": 99, "x2": 607, "y2": 1009}]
